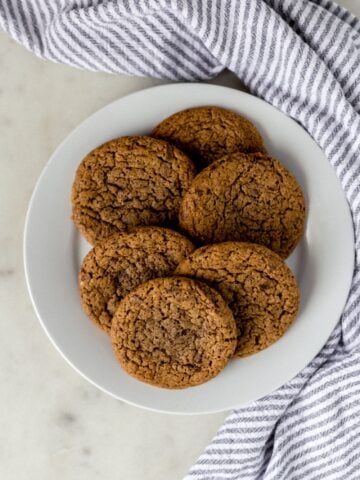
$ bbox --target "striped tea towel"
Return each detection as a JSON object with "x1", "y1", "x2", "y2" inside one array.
[{"x1": 2, "y1": 1, "x2": 360, "y2": 478}]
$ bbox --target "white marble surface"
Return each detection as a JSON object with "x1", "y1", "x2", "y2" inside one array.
[{"x1": 0, "y1": 2, "x2": 359, "y2": 478}]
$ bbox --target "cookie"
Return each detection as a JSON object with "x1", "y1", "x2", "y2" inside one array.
[
  {"x1": 111, "y1": 276, "x2": 237, "y2": 389},
  {"x1": 79, "y1": 227, "x2": 195, "y2": 333},
  {"x1": 72, "y1": 136, "x2": 196, "y2": 245},
  {"x1": 151, "y1": 106, "x2": 265, "y2": 168},
  {"x1": 179, "y1": 152, "x2": 305, "y2": 258},
  {"x1": 175, "y1": 242, "x2": 300, "y2": 357}
]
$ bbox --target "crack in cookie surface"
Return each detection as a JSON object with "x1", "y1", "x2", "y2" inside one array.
[
  {"x1": 79, "y1": 227, "x2": 195, "y2": 333},
  {"x1": 72, "y1": 136, "x2": 196, "y2": 244},
  {"x1": 176, "y1": 242, "x2": 300, "y2": 357},
  {"x1": 152, "y1": 106, "x2": 266, "y2": 168},
  {"x1": 111, "y1": 276, "x2": 237, "y2": 389},
  {"x1": 179, "y1": 152, "x2": 305, "y2": 258}
]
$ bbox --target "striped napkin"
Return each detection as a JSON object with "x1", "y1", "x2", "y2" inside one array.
[{"x1": 2, "y1": 1, "x2": 360, "y2": 478}]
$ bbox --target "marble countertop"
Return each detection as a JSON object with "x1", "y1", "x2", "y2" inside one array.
[{"x1": 1, "y1": 1, "x2": 359, "y2": 478}]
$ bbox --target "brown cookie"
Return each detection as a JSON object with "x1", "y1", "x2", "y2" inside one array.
[
  {"x1": 111, "y1": 276, "x2": 237, "y2": 389},
  {"x1": 79, "y1": 227, "x2": 195, "y2": 333},
  {"x1": 151, "y1": 106, "x2": 266, "y2": 168},
  {"x1": 72, "y1": 136, "x2": 196, "y2": 245},
  {"x1": 179, "y1": 152, "x2": 305, "y2": 258},
  {"x1": 176, "y1": 242, "x2": 300, "y2": 357}
]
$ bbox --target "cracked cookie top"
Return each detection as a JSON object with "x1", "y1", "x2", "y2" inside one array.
[
  {"x1": 79, "y1": 227, "x2": 195, "y2": 333},
  {"x1": 175, "y1": 242, "x2": 300, "y2": 357},
  {"x1": 151, "y1": 106, "x2": 266, "y2": 168},
  {"x1": 111, "y1": 276, "x2": 237, "y2": 389},
  {"x1": 179, "y1": 152, "x2": 305, "y2": 258},
  {"x1": 71, "y1": 136, "x2": 196, "y2": 245}
]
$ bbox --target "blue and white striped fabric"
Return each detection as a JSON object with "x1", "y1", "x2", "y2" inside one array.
[{"x1": 2, "y1": 1, "x2": 360, "y2": 478}]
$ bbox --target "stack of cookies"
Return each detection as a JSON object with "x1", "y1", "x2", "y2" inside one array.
[{"x1": 72, "y1": 106, "x2": 305, "y2": 389}]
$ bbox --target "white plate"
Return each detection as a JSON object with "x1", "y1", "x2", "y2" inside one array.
[{"x1": 24, "y1": 83, "x2": 354, "y2": 414}]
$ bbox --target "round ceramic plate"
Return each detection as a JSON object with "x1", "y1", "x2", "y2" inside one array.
[{"x1": 24, "y1": 83, "x2": 354, "y2": 414}]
